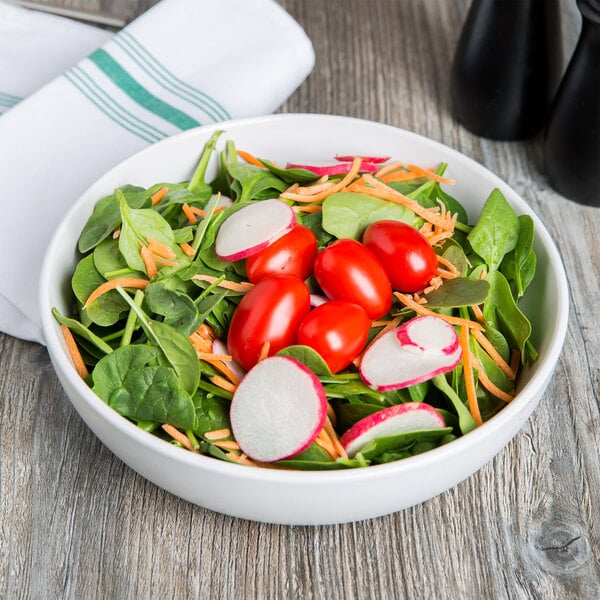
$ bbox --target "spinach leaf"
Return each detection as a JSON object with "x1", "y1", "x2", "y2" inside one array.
[
  {"x1": 78, "y1": 185, "x2": 149, "y2": 253},
  {"x1": 227, "y1": 162, "x2": 287, "y2": 203},
  {"x1": 259, "y1": 159, "x2": 320, "y2": 184},
  {"x1": 467, "y1": 188, "x2": 520, "y2": 271},
  {"x1": 322, "y1": 192, "x2": 418, "y2": 240},
  {"x1": 500, "y1": 214, "x2": 537, "y2": 298},
  {"x1": 52, "y1": 308, "x2": 114, "y2": 356},
  {"x1": 424, "y1": 277, "x2": 490, "y2": 308},
  {"x1": 115, "y1": 288, "x2": 200, "y2": 395},
  {"x1": 144, "y1": 281, "x2": 201, "y2": 336},
  {"x1": 187, "y1": 129, "x2": 223, "y2": 198},
  {"x1": 92, "y1": 344, "x2": 160, "y2": 400},
  {"x1": 108, "y1": 365, "x2": 196, "y2": 429},
  {"x1": 118, "y1": 191, "x2": 180, "y2": 273},
  {"x1": 276, "y1": 345, "x2": 333, "y2": 377},
  {"x1": 193, "y1": 395, "x2": 231, "y2": 436},
  {"x1": 93, "y1": 238, "x2": 144, "y2": 279},
  {"x1": 482, "y1": 271, "x2": 532, "y2": 359},
  {"x1": 358, "y1": 427, "x2": 454, "y2": 461},
  {"x1": 275, "y1": 444, "x2": 354, "y2": 470},
  {"x1": 71, "y1": 254, "x2": 129, "y2": 326}
]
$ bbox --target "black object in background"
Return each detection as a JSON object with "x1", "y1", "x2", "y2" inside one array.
[
  {"x1": 451, "y1": 0, "x2": 562, "y2": 140},
  {"x1": 544, "y1": 0, "x2": 600, "y2": 207}
]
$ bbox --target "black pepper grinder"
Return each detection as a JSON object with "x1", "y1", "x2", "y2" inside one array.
[
  {"x1": 450, "y1": 0, "x2": 563, "y2": 140},
  {"x1": 543, "y1": 0, "x2": 600, "y2": 206}
]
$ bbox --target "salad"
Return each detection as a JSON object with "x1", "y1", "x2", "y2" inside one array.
[{"x1": 54, "y1": 130, "x2": 538, "y2": 470}]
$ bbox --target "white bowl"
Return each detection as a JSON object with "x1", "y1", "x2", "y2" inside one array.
[{"x1": 40, "y1": 114, "x2": 569, "y2": 525}]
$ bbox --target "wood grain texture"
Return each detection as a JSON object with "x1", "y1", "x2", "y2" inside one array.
[{"x1": 1, "y1": 1, "x2": 598, "y2": 598}]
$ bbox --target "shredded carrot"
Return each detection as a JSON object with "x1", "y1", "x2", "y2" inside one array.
[
  {"x1": 188, "y1": 331, "x2": 212, "y2": 353},
  {"x1": 196, "y1": 352, "x2": 233, "y2": 362},
  {"x1": 112, "y1": 227, "x2": 121, "y2": 239},
  {"x1": 406, "y1": 164, "x2": 455, "y2": 185},
  {"x1": 204, "y1": 428, "x2": 232, "y2": 440},
  {"x1": 292, "y1": 204, "x2": 322, "y2": 213},
  {"x1": 192, "y1": 274, "x2": 254, "y2": 293},
  {"x1": 213, "y1": 439, "x2": 241, "y2": 451},
  {"x1": 197, "y1": 323, "x2": 217, "y2": 342},
  {"x1": 459, "y1": 326, "x2": 483, "y2": 426},
  {"x1": 188, "y1": 335, "x2": 240, "y2": 384},
  {"x1": 140, "y1": 244, "x2": 158, "y2": 279},
  {"x1": 60, "y1": 324, "x2": 89, "y2": 379},
  {"x1": 237, "y1": 149, "x2": 266, "y2": 168},
  {"x1": 225, "y1": 451, "x2": 258, "y2": 466},
  {"x1": 84, "y1": 277, "x2": 148, "y2": 308},
  {"x1": 375, "y1": 161, "x2": 405, "y2": 177},
  {"x1": 356, "y1": 175, "x2": 456, "y2": 232},
  {"x1": 162, "y1": 424, "x2": 196, "y2": 451},
  {"x1": 315, "y1": 428, "x2": 338, "y2": 459},
  {"x1": 471, "y1": 303, "x2": 487, "y2": 326},
  {"x1": 471, "y1": 354, "x2": 516, "y2": 403},
  {"x1": 327, "y1": 402, "x2": 336, "y2": 424},
  {"x1": 153, "y1": 255, "x2": 180, "y2": 268},
  {"x1": 471, "y1": 329, "x2": 516, "y2": 380},
  {"x1": 147, "y1": 238, "x2": 176, "y2": 259},
  {"x1": 394, "y1": 292, "x2": 485, "y2": 331},
  {"x1": 436, "y1": 255, "x2": 461, "y2": 278},
  {"x1": 422, "y1": 275, "x2": 444, "y2": 294},
  {"x1": 179, "y1": 242, "x2": 196, "y2": 257},
  {"x1": 151, "y1": 186, "x2": 169, "y2": 206},
  {"x1": 293, "y1": 181, "x2": 335, "y2": 196},
  {"x1": 324, "y1": 416, "x2": 348, "y2": 459},
  {"x1": 182, "y1": 202, "x2": 197, "y2": 224},
  {"x1": 210, "y1": 375, "x2": 237, "y2": 393},
  {"x1": 257, "y1": 341, "x2": 271, "y2": 362},
  {"x1": 280, "y1": 156, "x2": 362, "y2": 203}
]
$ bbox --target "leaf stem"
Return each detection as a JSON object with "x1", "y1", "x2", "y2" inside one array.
[
  {"x1": 120, "y1": 289, "x2": 145, "y2": 347},
  {"x1": 188, "y1": 130, "x2": 223, "y2": 195},
  {"x1": 432, "y1": 374, "x2": 477, "y2": 434}
]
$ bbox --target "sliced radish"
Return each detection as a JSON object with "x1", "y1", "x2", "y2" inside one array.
[
  {"x1": 340, "y1": 402, "x2": 446, "y2": 457},
  {"x1": 334, "y1": 155, "x2": 391, "y2": 164},
  {"x1": 309, "y1": 293, "x2": 328, "y2": 307},
  {"x1": 359, "y1": 317, "x2": 462, "y2": 391},
  {"x1": 212, "y1": 338, "x2": 246, "y2": 382},
  {"x1": 285, "y1": 161, "x2": 379, "y2": 176},
  {"x1": 396, "y1": 315, "x2": 459, "y2": 356},
  {"x1": 215, "y1": 198, "x2": 295, "y2": 261},
  {"x1": 230, "y1": 356, "x2": 327, "y2": 462}
]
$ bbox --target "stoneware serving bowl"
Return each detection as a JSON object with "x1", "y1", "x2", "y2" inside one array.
[{"x1": 40, "y1": 114, "x2": 569, "y2": 525}]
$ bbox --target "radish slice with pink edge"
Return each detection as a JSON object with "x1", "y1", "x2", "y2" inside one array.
[
  {"x1": 212, "y1": 338, "x2": 246, "y2": 382},
  {"x1": 215, "y1": 198, "x2": 295, "y2": 261},
  {"x1": 284, "y1": 161, "x2": 379, "y2": 176},
  {"x1": 334, "y1": 155, "x2": 391, "y2": 164},
  {"x1": 396, "y1": 315, "x2": 459, "y2": 356},
  {"x1": 229, "y1": 356, "x2": 327, "y2": 462},
  {"x1": 359, "y1": 317, "x2": 462, "y2": 391},
  {"x1": 340, "y1": 403, "x2": 446, "y2": 457}
]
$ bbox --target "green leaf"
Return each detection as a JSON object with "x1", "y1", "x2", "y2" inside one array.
[
  {"x1": 92, "y1": 344, "x2": 161, "y2": 401},
  {"x1": 321, "y1": 192, "x2": 418, "y2": 240},
  {"x1": 259, "y1": 159, "x2": 321, "y2": 184},
  {"x1": 358, "y1": 427, "x2": 453, "y2": 460},
  {"x1": 52, "y1": 308, "x2": 114, "y2": 356},
  {"x1": 276, "y1": 345, "x2": 333, "y2": 377},
  {"x1": 144, "y1": 281, "x2": 201, "y2": 336},
  {"x1": 500, "y1": 214, "x2": 537, "y2": 298},
  {"x1": 467, "y1": 188, "x2": 520, "y2": 271},
  {"x1": 78, "y1": 185, "x2": 148, "y2": 253},
  {"x1": 227, "y1": 162, "x2": 288, "y2": 203},
  {"x1": 424, "y1": 277, "x2": 490, "y2": 308},
  {"x1": 193, "y1": 395, "x2": 231, "y2": 436},
  {"x1": 482, "y1": 271, "x2": 532, "y2": 358},
  {"x1": 108, "y1": 365, "x2": 196, "y2": 429}
]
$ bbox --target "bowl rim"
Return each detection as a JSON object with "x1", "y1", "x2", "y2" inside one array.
[{"x1": 39, "y1": 112, "x2": 570, "y2": 485}]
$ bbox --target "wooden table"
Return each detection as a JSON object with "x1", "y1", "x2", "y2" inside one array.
[{"x1": 1, "y1": 1, "x2": 599, "y2": 597}]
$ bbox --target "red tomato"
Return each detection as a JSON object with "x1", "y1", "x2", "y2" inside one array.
[
  {"x1": 227, "y1": 274, "x2": 310, "y2": 371},
  {"x1": 313, "y1": 239, "x2": 392, "y2": 319},
  {"x1": 297, "y1": 301, "x2": 371, "y2": 373},
  {"x1": 363, "y1": 220, "x2": 438, "y2": 293},
  {"x1": 246, "y1": 224, "x2": 318, "y2": 283}
]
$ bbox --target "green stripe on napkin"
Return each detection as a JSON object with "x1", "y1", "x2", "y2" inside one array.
[
  {"x1": 89, "y1": 49, "x2": 200, "y2": 130},
  {"x1": 116, "y1": 32, "x2": 230, "y2": 122}
]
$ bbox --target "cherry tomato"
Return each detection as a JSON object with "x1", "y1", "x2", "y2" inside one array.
[
  {"x1": 246, "y1": 224, "x2": 318, "y2": 283},
  {"x1": 227, "y1": 274, "x2": 310, "y2": 371},
  {"x1": 297, "y1": 301, "x2": 371, "y2": 373},
  {"x1": 313, "y1": 238, "x2": 392, "y2": 319},
  {"x1": 363, "y1": 220, "x2": 438, "y2": 293}
]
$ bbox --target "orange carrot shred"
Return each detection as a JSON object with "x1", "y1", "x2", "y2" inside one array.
[
  {"x1": 151, "y1": 186, "x2": 169, "y2": 206},
  {"x1": 60, "y1": 324, "x2": 89, "y2": 379},
  {"x1": 324, "y1": 416, "x2": 348, "y2": 459},
  {"x1": 459, "y1": 326, "x2": 483, "y2": 426},
  {"x1": 257, "y1": 341, "x2": 270, "y2": 362},
  {"x1": 204, "y1": 428, "x2": 232, "y2": 440},
  {"x1": 84, "y1": 277, "x2": 149, "y2": 308},
  {"x1": 315, "y1": 429, "x2": 338, "y2": 459},
  {"x1": 375, "y1": 161, "x2": 405, "y2": 177},
  {"x1": 179, "y1": 242, "x2": 196, "y2": 257},
  {"x1": 210, "y1": 375, "x2": 237, "y2": 393},
  {"x1": 237, "y1": 149, "x2": 266, "y2": 168},
  {"x1": 162, "y1": 424, "x2": 196, "y2": 452},
  {"x1": 192, "y1": 274, "x2": 254, "y2": 293},
  {"x1": 112, "y1": 227, "x2": 121, "y2": 239},
  {"x1": 471, "y1": 329, "x2": 516, "y2": 380},
  {"x1": 406, "y1": 164, "x2": 455, "y2": 185},
  {"x1": 471, "y1": 354, "x2": 516, "y2": 403},
  {"x1": 292, "y1": 204, "x2": 322, "y2": 213},
  {"x1": 147, "y1": 238, "x2": 176, "y2": 259},
  {"x1": 213, "y1": 439, "x2": 241, "y2": 451},
  {"x1": 182, "y1": 202, "x2": 197, "y2": 224},
  {"x1": 140, "y1": 244, "x2": 158, "y2": 279}
]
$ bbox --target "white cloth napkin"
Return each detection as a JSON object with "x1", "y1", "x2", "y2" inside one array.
[{"x1": 0, "y1": 0, "x2": 315, "y2": 344}]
